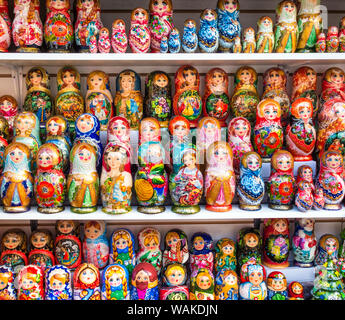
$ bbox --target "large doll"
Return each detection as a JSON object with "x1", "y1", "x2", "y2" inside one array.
[
  {"x1": 198, "y1": 9, "x2": 219, "y2": 53},
  {"x1": 0, "y1": 0, "x2": 11, "y2": 53},
  {"x1": 73, "y1": 263, "x2": 101, "y2": 300},
  {"x1": 28, "y1": 229, "x2": 55, "y2": 268},
  {"x1": 111, "y1": 19, "x2": 128, "y2": 53},
  {"x1": 190, "y1": 232, "x2": 214, "y2": 274},
  {"x1": 129, "y1": 8, "x2": 150, "y2": 53},
  {"x1": 239, "y1": 262, "x2": 267, "y2": 300},
  {"x1": 162, "y1": 229, "x2": 189, "y2": 266},
  {"x1": 131, "y1": 262, "x2": 159, "y2": 300},
  {"x1": 237, "y1": 228, "x2": 262, "y2": 269},
  {"x1": 256, "y1": 16, "x2": 275, "y2": 53},
  {"x1": 101, "y1": 264, "x2": 130, "y2": 300},
  {"x1": 45, "y1": 265, "x2": 72, "y2": 300}
]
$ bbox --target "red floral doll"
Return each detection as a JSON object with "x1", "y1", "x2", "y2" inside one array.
[
  {"x1": 18, "y1": 265, "x2": 44, "y2": 300},
  {"x1": 0, "y1": 0, "x2": 11, "y2": 52},
  {"x1": 320, "y1": 67, "x2": 345, "y2": 109},
  {"x1": 112, "y1": 19, "x2": 128, "y2": 53},
  {"x1": 129, "y1": 8, "x2": 150, "y2": 53},
  {"x1": 0, "y1": 95, "x2": 18, "y2": 138}
]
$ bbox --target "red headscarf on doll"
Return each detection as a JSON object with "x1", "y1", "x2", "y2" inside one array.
[{"x1": 321, "y1": 68, "x2": 345, "y2": 100}]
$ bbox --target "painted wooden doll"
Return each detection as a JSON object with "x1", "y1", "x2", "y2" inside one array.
[
  {"x1": 326, "y1": 26, "x2": 339, "y2": 53},
  {"x1": 131, "y1": 262, "x2": 159, "y2": 300},
  {"x1": 263, "y1": 218, "x2": 290, "y2": 269},
  {"x1": 107, "y1": 116, "x2": 131, "y2": 148},
  {"x1": 0, "y1": 95, "x2": 18, "y2": 137},
  {"x1": 173, "y1": 65, "x2": 202, "y2": 128},
  {"x1": 237, "y1": 227, "x2": 262, "y2": 269},
  {"x1": 28, "y1": 229, "x2": 55, "y2": 268},
  {"x1": 168, "y1": 27, "x2": 180, "y2": 53},
  {"x1": 0, "y1": 0, "x2": 11, "y2": 53},
  {"x1": 216, "y1": 0, "x2": 241, "y2": 53},
  {"x1": 111, "y1": 19, "x2": 128, "y2": 53},
  {"x1": 44, "y1": 0, "x2": 73, "y2": 52},
  {"x1": 203, "y1": 68, "x2": 230, "y2": 126},
  {"x1": 230, "y1": 66, "x2": 260, "y2": 125},
  {"x1": 190, "y1": 268, "x2": 215, "y2": 300},
  {"x1": 295, "y1": 179, "x2": 314, "y2": 212},
  {"x1": 83, "y1": 220, "x2": 109, "y2": 269},
  {"x1": 12, "y1": 0, "x2": 43, "y2": 52},
  {"x1": 190, "y1": 232, "x2": 214, "y2": 274},
  {"x1": 101, "y1": 264, "x2": 130, "y2": 300},
  {"x1": 45, "y1": 265, "x2": 72, "y2": 300},
  {"x1": 205, "y1": 141, "x2": 236, "y2": 212},
  {"x1": 233, "y1": 36, "x2": 242, "y2": 52},
  {"x1": 160, "y1": 263, "x2": 189, "y2": 300},
  {"x1": 163, "y1": 229, "x2": 189, "y2": 266},
  {"x1": 67, "y1": 142, "x2": 99, "y2": 213},
  {"x1": 18, "y1": 265, "x2": 44, "y2": 300},
  {"x1": 74, "y1": 0, "x2": 103, "y2": 53},
  {"x1": 215, "y1": 238, "x2": 237, "y2": 273},
  {"x1": 288, "y1": 281, "x2": 304, "y2": 300},
  {"x1": 243, "y1": 27, "x2": 256, "y2": 53},
  {"x1": 0, "y1": 116, "x2": 9, "y2": 171},
  {"x1": 0, "y1": 266, "x2": 16, "y2": 300},
  {"x1": 89, "y1": 35, "x2": 97, "y2": 53},
  {"x1": 54, "y1": 220, "x2": 82, "y2": 270},
  {"x1": 315, "y1": 234, "x2": 339, "y2": 265},
  {"x1": 160, "y1": 35, "x2": 168, "y2": 52},
  {"x1": 267, "y1": 271, "x2": 288, "y2": 300},
  {"x1": 129, "y1": 8, "x2": 150, "y2": 54},
  {"x1": 339, "y1": 17, "x2": 345, "y2": 53},
  {"x1": 114, "y1": 69, "x2": 143, "y2": 130},
  {"x1": 256, "y1": 16, "x2": 275, "y2": 53},
  {"x1": 274, "y1": 1, "x2": 298, "y2": 53},
  {"x1": 148, "y1": 0, "x2": 174, "y2": 53},
  {"x1": 145, "y1": 70, "x2": 172, "y2": 128},
  {"x1": 198, "y1": 9, "x2": 219, "y2": 53},
  {"x1": 215, "y1": 269, "x2": 238, "y2": 300},
  {"x1": 0, "y1": 142, "x2": 33, "y2": 213},
  {"x1": 85, "y1": 70, "x2": 113, "y2": 131},
  {"x1": 73, "y1": 263, "x2": 101, "y2": 300},
  {"x1": 182, "y1": 19, "x2": 197, "y2": 53},
  {"x1": 315, "y1": 32, "x2": 326, "y2": 52},
  {"x1": 98, "y1": 27, "x2": 110, "y2": 53}
]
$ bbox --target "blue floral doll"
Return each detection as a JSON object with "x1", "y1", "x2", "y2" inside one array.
[
  {"x1": 215, "y1": 268, "x2": 239, "y2": 300},
  {"x1": 131, "y1": 262, "x2": 159, "y2": 300},
  {"x1": 101, "y1": 264, "x2": 130, "y2": 300},
  {"x1": 45, "y1": 265, "x2": 73, "y2": 300},
  {"x1": 315, "y1": 234, "x2": 339, "y2": 266},
  {"x1": 198, "y1": 9, "x2": 219, "y2": 53},
  {"x1": 168, "y1": 27, "x2": 181, "y2": 53},
  {"x1": 182, "y1": 19, "x2": 198, "y2": 53},
  {"x1": 0, "y1": 266, "x2": 17, "y2": 300},
  {"x1": 190, "y1": 232, "x2": 214, "y2": 274}
]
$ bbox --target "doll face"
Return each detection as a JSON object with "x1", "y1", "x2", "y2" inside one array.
[
  {"x1": 273, "y1": 219, "x2": 288, "y2": 233},
  {"x1": 145, "y1": 238, "x2": 159, "y2": 251},
  {"x1": 330, "y1": 70, "x2": 345, "y2": 85},
  {"x1": 89, "y1": 74, "x2": 104, "y2": 90},
  {"x1": 306, "y1": 69, "x2": 316, "y2": 83},
  {"x1": 31, "y1": 233, "x2": 48, "y2": 249},
  {"x1": 303, "y1": 219, "x2": 314, "y2": 231},
  {"x1": 297, "y1": 104, "x2": 312, "y2": 120},
  {"x1": 246, "y1": 29, "x2": 254, "y2": 37},
  {"x1": 222, "y1": 244, "x2": 234, "y2": 255},
  {"x1": 81, "y1": 0, "x2": 94, "y2": 10},
  {"x1": 292, "y1": 283, "x2": 302, "y2": 295},
  {"x1": 193, "y1": 237, "x2": 205, "y2": 251},
  {"x1": 78, "y1": 148, "x2": 92, "y2": 164},
  {"x1": 301, "y1": 167, "x2": 312, "y2": 182},
  {"x1": 267, "y1": 70, "x2": 283, "y2": 87},
  {"x1": 9, "y1": 147, "x2": 25, "y2": 164},
  {"x1": 106, "y1": 151, "x2": 123, "y2": 170},
  {"x1": 233, "y1": 120, "x2": 249, "y2": 137},
  {"x1": 211, "y1": 71, "x2": 224, "y2": 87},
  {"x1": 100, "y1": 29, "x2": 109, "y2": 37},
  {"x1": 325, "y1": 238, "x2": 337, "y2": 255},
  {"x1": 77, "y1": 116, "x2": 94, "y2": 133},
  {"x1": 0, "y1": 99, "x2": 13, "y2": 112},
  {"x1": 182, "y1": 69, "x2": 197, "y2": 86},
  {"x1": 38, "y1": 151, "x2": 53, "y2": 168},
  {"x1": 108, "y1": 273, "x2": 122, "y2": 287},
  {"x1": 57, "y1": 221, "x2": 74, "y2": 234},
  {"x1": 303, "y1": 183, "x2": 312, "y2": 193},
  {"x1": 154, "y1": 74, "x2": 168, "y2": 88},
  {"x1": 133, "y1": 10, "x2": 147, "y2": 24},
  {"x1": 80, "y1": 268, "x2": 97, "y2": 284},
  {"x1": 183, "y1": 153, "x2": 196, "y2": 169},
  {"x1": 166, "y1": 235, "x2": 179, "y2": 249},
  {"x1": 334, "y1": 103, "x2": 345, "y2": 120},
  {"x1": 16, "y1": 116, "x2": 34, "y2": 134},
  {"x1": 197, "y1": 275, "x2": 211, "y2": 290},
  {"x1": 223, "y1": 0, "x2": 238, "y2": 13},
  {"x1": 62, "y1": 71, "x2": 75, "y2": 86},
  {"x1": 120, "y1": 75, "x2": 134, "y2": 92},
  {"x1": 249, "y1": 270, "x2": 263, "y2": 286},
  {"x1": 135, "y1": 270, "x2": 149, "y2": 286},
  {"x1": 262, "y1": 18, "x2": 272, "y2": 28},
  {"x1": 85, "y1": 225, "x2": 101, "y2": 240},
  {"x1": 22, "y1": 276, "x2": 35, "y2": 290},
  {"x1": 112, "y1": 121, "x2": 127, "y2": 137},
  {"x1": 247, "y1": 155, "x2": 260, "y2": 171},
  {"x1": 271, "y1": 278, "x2": 285, "y2": 291},
  {"x1": 282, "y1": 1, "x2": 295, "y2": 14},
  {"x1": 214, "y1": 146, "x2": 228, "y2": 164},
  {"x1": 185, "y1": 20, "x2": 195, "y2": 29},
  {"x1": 152, "y1": 0, "x2": 169, "y2": 13},
  {"x1": 51, "y1": 278, "x2": 64, "y2": 291},
  {"x1": 224, "y1": 274, "x2": 237, "y2": 286},
  {"x1": 115, "y1": 237, "x2": 128, "y2": 250},
  {"x1": 239, "y1": 69, "x2": 252, "y2": 84},
  {"x1": 3, "y1": 233, "x2": 21, "y2": 250},
  {"x1": 50, "y1": 0, "x2": 67, "y2": 10},
  {"x1": 47, "y1": 120, "x2": 60, "y2": 135},
  {"x1": 115, "y1": 21, "x2": 125, "y2": 31},
  {"x1": 245, "y1": 234, "x2": 258, "y2": 248},
  {"x1": 326, "y1": 154, "x2": 342, "y2": 169},
  {"x1": 276, "y1": 155, "x2": 292, "y2": 171},
  {"x1": 203, "y1": 10, "x2": 216, "y2": 22},
  {"x1": 173, "y1": 122, "x2": 188, "y2": 140},
  {"x1": 167, "y1": 268, "x2": 184, "y2": 285},
  {"x1": 204, "y1": 121, "x2": 217, "y2": 136},
  {"x1": 29, "y1": 71, "x2": 42, "y2": 87},
  {"x1": 0, "y1": 279, "x2": 7, "y2": 290}
]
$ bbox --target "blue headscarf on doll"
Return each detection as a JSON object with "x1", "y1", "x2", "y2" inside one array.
[
  {"x1": 198, "y1": 11, "x2": 219, "y2": 51},
  {"x1": 110, "y1": 228, "x2": 136, "y2": 267},
  {"x1": 182, "y1": 21, "x2": 197, "y2": 53},
  {"x1": 45, "y1": 265, "x2": 73, "y2": 300},
  {"x1": 217, "y1": 2, "x2": 241, "y2": 47},
  {"x1": 0, "y1": 266, "x2": 17, "y2": 299},
  {"x1": 101, "y1": 264, "x2": 129, "y2": 299},
  {"x1": 191, "y1": 232, "x2": 213, "y2": 255}
]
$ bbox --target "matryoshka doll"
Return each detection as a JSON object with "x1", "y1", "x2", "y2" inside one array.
[
  {"x1": 45, "y1": 265, "x2": 72, "y2": 300},
  {"x1": 203, "y1": 68, "x2": 231, "y2": 126},
  {"x1": 111, "y1": 19, "x2": 128, "y2": 53},
  {"x1": 82, "y1": 220, "x2": 109, "y2": 269},
  {"x1": 204, "y1": 141, "x2": 236, "y2": 212},
  {"x1": 101, "y1": 264, "x2": 130, "y2": 300},
  {"x1": 0, "y1": 116, "x2": 9, "y2": 170},
  {"x1": 339, "y1": 17, "x2": 345, "y2": 53},
  {"x1": 190, "y1": 232, "x2": 214, "y2": 274},
  {"x1": 215, "y1": 269, "x2": 238, "y2": 301},
  {"x1": 74, "y1": 0, "x2": 103, "y2": 53},
  {"x1": 173, "y1": 65, "x2": 202, "y2": 128},
  {"x1": 198, "y1": 9, "x2": 219, "y2": 53},
  {"x1": 243, "y1": 27, "x2": 256, "y2": 53},
  {"x1": 190, "y1": 268, "x2": 215, "y2": 300},
  {"x1": 256, "y1": 16, "x2": 274, "y2": 53},
  {"x1": 160, "y1": 263, "x2": 189, "y2": 300},
  {"x1": 0, "y1": 142, "x2": 33, "y2": 213},
  {"x1": 168, "y1": 27, "x2": 180, "y2": 53},
  {"x1": 129, "y1": 8, "x2": 150, "y2": 54},
  {"x1": 148, "y1": 0, "x2": 174, "y2": 53},
  {"x1": 216, "y1": 0, "x2": 241, "y2": 53},
  {"x1": 267, "y1": 271, "x2": 288, "y2": 300},
  {"x1": 73, "y1": 263, "x2": 101, "y2": 300},
  {"x1": 163, "y1": 229, "x2": 189, "y2": 266},
  {"x1": 106, "y1": 116, "x2": 131, "y2": 150},
  {"x1": 54, "y1": 220, "x2": 82, "y2": 270},
  {"x1": 44, "y1": 0, "x2": 73, "y2": 52},
  {"x1": 145, "y1": 70, "x2": 172, "y2": 128},
  {"x1": 12, "y1": 0, "x2": 43, "y2": 52},
  {"x1": 28, "y1": 229, "x2": 55, "y2": 268},
  {"x1": 0, "y1": 0, "x2": 11, "y2": 52},
  {"x1": 0, "y1": 95, "x2": 18, "y2": 137},
  {"x1": 315, "y1": 234, "x2": 339, "y2": 265},
  {"x1": 295, "y1": 165, "x2": 315, "y2": 211},
  {"x1": 288, "y1": 281, "x2": 304, "y2": 300},
  {"x1": 98, "y1": 27, "x2": 110, "y2": 53},
  {"x1": 0, "y1": 266, "x2": 16, "y2": 300},
  {"x1": 17, "y1": 265, "x2": 44, "y2": 300},
  {"x1": 319, "y1": 67, "x2": 345, "y2": 109},
  {"x1": 131, "y1": 262, "x2": 159, "y2": 300},
  {"x1": 326, "y1": 26, "x2": 339, "y2": 53},
  {"x1": 315, "y1": 31, "x2": 326, "y2": 52},
  {"x1": 215, "y1": 238, "x2": 237, "y2": 273},
  {"x1": 263, "y1": 218, "x2": 290, "y2": 269},
  {"x1": 181, "y1": 19, "x2": 198, "y2": 53},
  {"x1": 236, "y1": 228, "x2": 262, "y2": 269}
]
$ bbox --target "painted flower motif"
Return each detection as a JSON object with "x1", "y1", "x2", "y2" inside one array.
[
  {"x1": 264, "y1": 132, "x2": 281, "y2": 149},
  {"x1": 279, "y1": 182, "x2": 294, "y2": 197},
  {"x1": 37, "y1": 181, "x2": 55, "y2": 198},
  {"x1": 52, "y1": 21, "x2": 68, "y2": 37}
]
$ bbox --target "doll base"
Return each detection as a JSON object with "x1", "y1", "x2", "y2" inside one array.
[
  {"x1": 102, "y1": 206, "x2": 132, "y2": 215},
  {"x1": 294, "y1": 261, "x2": 314, "y2": 268},
  {"x1": 138, "y1": 206, "x2": 166, "y2": 214},
  {"x1": 16, "y1": 47, "x2": 40, "y2": 53},
  {"x1": 38, "y1": 206, "x2": 65, "y2": 214},
  {"x1": 3, "y1": 206, "x2": 30, "y2": 213},
  {"x1": 0, "y1": 48, "x2": 8, "y2": 53},
  {"x1": 172, "y1": 205, "x2": 200, "y2": 214},
  {"x1": 293, "y1": 155, "x2": 313, "y2": 161},
  {"x1": 70, "y1": 206, "x2": 98, "y2": 214},
  {"x1": 205, "y1": 204, "x2": 232, "y2": 212},
  {"x1": 263, "y1": 261, "x2": 289, "y2": 269},
  {"x1": 48, "y1": 48, "x2": 71, "y2": 53},
  {"x1": 239, "y1": 203, "x2": 261, "y2": 211},
  {"x1": 324, "y1": 204, "x2": 342, "y2": 211},
  {"x1": 268, "y1": 204, "x2": 293, "y2": 211}
]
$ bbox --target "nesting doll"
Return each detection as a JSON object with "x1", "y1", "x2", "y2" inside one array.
[
  {"x1": 190, "y1": 268, "x2": 215, "y2": 300},
  {"x1": 89, "y1": 35, "x2": 97, "y2": 53},
  {"x1": 315, "y1": 234, "x2": 339, "y2": 265},
  {"x1": 67, "y1": 142, "x2": 99, "y2": 214},
  {"x1": 233, "y1": 36, "x2": 242, "y2": 52},
  {"x1": 339, "y1": 17, "x2": 345, "y2": 53},
  {"x1": 131, "y1": 262, "x2": 159, "y2": 300},
  {"x1": 98, "y1": 27, "x2": 110, "y2": 53},
  {"x1": 73, "y1": 263, "x2": 101, "y2": 300},
  {"x1": 0, "y1": 0, "x2": 11, "y2": 53},
  {"x1": 263, "y1": 218, "x2": 290, "y2": 269},
  {"x1": 106, "y1": 116, "x2": 131, "y2": 149},
  {"x1": 12, "y1": 0, "x2": 43, "y2": 52},
  {"x1": 0, "y1": 116, "x2": 9, "y2": 170},
  {"x1": 319, "y1": 67, "x2": 345, "y2": 109},
  {"x1": 74, "y1": 0, "x2": 103, "y2": 53},
  {"x1": 145, "y1": 70, "x2": 172, "y2": 127},
  {"x1": 326, "y1": 26, "x2": 339, "y2": 53},
  {"x1": 111, "y1": 19, "x2": 128, "y2": 53},
  {"x1": 44, "y1": 0, "x2": 73, "y2": 52},
  {"x1": 129, "y1": 8, "x2": 150, "y2": 53},
  {"x1": 216, "y1": 0, "x2": 241, "y2": 53},
  {"x1": 203, "y1": 68, "x2": 231, "y2": 126},
  {"x1": 256, "y1": 16, "x2": 275, "y2": 53},
  {"x1": 182, "y1": 19, "x2": 198, "y2": 53},
  {"x1": 85, "y1": 70, "x2": 113, "y2": 131},
  {"x1": 274, "y1": 1, "x2": 298, "y2": 53},
  {"x1": 190, "y1": 232, "x2": 214, "y2": 274},
  {"x1": 114, "y1": 69, "x2": 143, "y2": 130},
  {"x1": 101, "y1": 264, "x2": 130, "y2": 300},
  {"x1": 295, "y1": 178, "x2": 314, "y2": 212},
  {"x1": 267, "y1": 271, "x2": 288, "y2": 300},
  {"x1": 160, "y1": 35, "x2": 168, "y2": 53},
  {"x1": 0, "y1": 95, "x2": 18, "y2": 137},
  {"x1": 315, "y1": 32, "x2": 326, "y2": 52},
  {"x1": 54, "y1": 220, "x2": 82, "y2": 270},
  {"x1": 17, "y1": 265, "x2": 44, "y2": 300},
  {"x1": 237, "y1": 228, "x2": 262, "y2": 269},
  {"x1": 0, "y1": 266, "x2": 16, "y2": 300},
  {"x1": 215, "y1": 238, "x2": 236, "y2": 273},
  {"x1": 198, "y1": 9, "x2": 219, "y2": 53},
  {"x1": 205, "y1": 141, "x2": 236, "y2": 212},
  {"x1": 168, "y1": 27, "x2": 180, "y2": 53},
  {"x1": 163, "y1": 229, "x2": 189, "y2": 266},
  {"x1": 288, "y1": 281, "x2": 304, "y2": 300},
  {"x1": 0, "y1": 142, "x2": 33, "y2": 213},
  {"x1": 230, "y1": 66, "x2": 260, "y2": 125},
  {"x1": 160, "y1": 263, "x2": 189, "y2": 300},
  {"x1": 137, "y1": 227, "x2": 162, "y2": 273},
  {"x1": 243, "y1": 27, "x2": 256, "y2": 53},
  {"x1": 28, "y1": 229, "x2": 55, "y2": 268},
  {"x1": 215, "y1": 269, "x2": 239, "y2": 300},
  {"x1": 148, "y1": 0, "x2": 174, "y2": 53},
  {"x1": 45, "y1": 265, "x2": 72, "y2": 300}
]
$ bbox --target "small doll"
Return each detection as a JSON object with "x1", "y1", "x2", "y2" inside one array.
[
  {"x1": 182, "y1": 19, "x2": 198, "y2": 53},
  {"x1": 83, "y1": 220, "x2": 109, "y2": 269},
  {"x1": 0, "y1": 0, "x2": 11, "y2": 53},
  {"x1": 67, "y1": 142, "x2": 100, "y2": 214},
  {"x1": 0, "y1": 95, "x2": 18, "y2": 137},
  {"x1": 98, "y1": 27, "x2": 111, "y2": 53},
  {"x1": 160, "y1": 35, "x2": 168, "y2": 53},
  {"x1": 190, "y1": 268, "x2": 215, "y2": 300},
  {"x1": 295, "y1": 180, "x2": 314, "y2": 212},
  {"x1": 160, "y1": 263, "x2": 189, "y2": 300},
  {"x1": 106, "y1": 116, "x2": 131, "y2": 149},
  {"x1": 44, "y1": 0, "x2": 73, "y2": 52},
  {"x1": 233, "y1": 36, "x2": 242, "y2": 52},
  {"x1": 326, "y1": 26, "x2": 339, "y2": 53},
  {"x1": 54, "y1": 220, "x2": 82, "y2": 270},
  {"x1": 198, "y1": 9, "x2": 219, "y2": 53},
  {"x1": 163, "y1": 229, "x2": 189, "y2": 266},
  {"x1": 205, "y1": 141, "x2": 236, "y2": 212},
  {"x1": 190, "y1": 232, "x2": 214, "y2": 274},
  {"x1": 274, "y1": 1, "x2": 298, "y2": 53},
  {"x1": 263, "y1": 218, "x2": 290, "y2": 269},
  {"x1": 111, "y1": 19, "x2": 128, "y2": 53},
  {"x1": 313, "y1": 188, "x2": 325, "y2": 210},
  {"x1": 28, "y1": 229, "x2": 55, "y2": 268},
  {"x1": 0, "y1": 266, "x2": 16, "y2": 300},
  {"x1": 237, "y1": 228, "x2": 262, "y2": 269},
  {"x1": 131, "y1": 262, "x2": 159, "y2": 300},
  {"x1": 315, "y1": 234, "x2": 339, "y2": 265},
  {"x1": 12, "y1": 0, "x2": 43, "y2": 52},
  {"x1": 315, "y1": 32, "x2": 326, "y2": 52},
  {"x1": 239, "y1": 262, "x2": 267, "y2": 300},
  {"x1": 0, "y1": 142, "x2": 33, "y2": 213},
  {"x1": 45, "y1": 265, "x2": 72, "y2": 300},
  {"x1": 73, "y1": 263, "x2": 101, "y2": 300},
  {"x1": 256, "y1": 16, "x2": 275, "y2": 53},
  {"x1": 144, "y1": 70, "x2": 172, "y2": 128},
  {"x1": 216, "y1": 0, "x2": 241, "y2": 53},
  {"x1": 267, "y1": 271, "x2": 288, "y2": 300},
  {"x1": 319, "y1": 67, "x2": 345, "y2": 109},
  {"x1": 168, "y1": 27, "x2": 181, "y2": 53},
  {"x1": 17, "y1": 265, "x2": 44, "y2": 300},
  {"x1": 288, "y1": 281, "x2": 304, "y2": 300},
  {"x1": 89, "y1": 35, "x2": 98, "y2": 53},
  {"x1": 203, "y1": 68, "x2": 231, "y2": 126},
  {"x1": 215, "y1": 269, "x2": 239, "y2": 300},
  {"x1": 339, "y1": 17, "x2": 345, "y2": 52},
  {"x1": 215, "y1": 238, "x2": 237, "y2": 273},
  {"x1": 0, "y1": 116, "x2": 9, "y2": 170},
  {"x1": 243, "y1": 27, "x2": 256, "y2": 53},
  {"x1": 129, "y1": 8, "x2": 150, "y2": 54},
  {"x1": 101, "y1": 264, "x2": 130, "y2": 300},
  {"x1": 114, "y1": 69, "x2": 143, "y2": 129}
]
